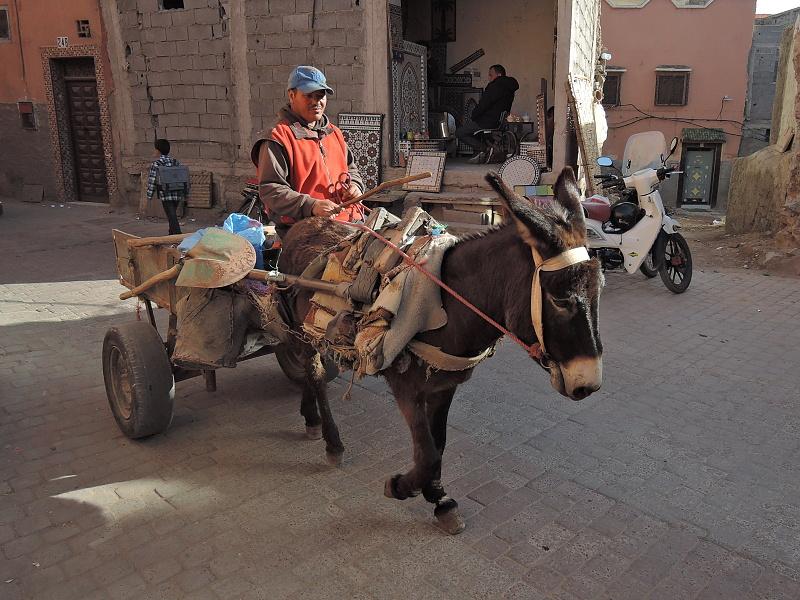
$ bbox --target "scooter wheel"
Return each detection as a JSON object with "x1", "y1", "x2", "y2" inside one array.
[
  {"x1": 639, "y1": 253, "x2": 658, "y2": 278},
  {"x1": 659, "y1": 233, "x2": 692, "y2": 293}
]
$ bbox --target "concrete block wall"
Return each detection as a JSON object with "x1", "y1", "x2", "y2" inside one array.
[
  {"x1": 110, "y1": 0, "x2": 368, "y2": 210},
  {"x1": 116, "y1": 0, "x2": 234, "y2": 164},
  {"x1": 245, "y1": 0, "x2": 366, "y2": 137}
]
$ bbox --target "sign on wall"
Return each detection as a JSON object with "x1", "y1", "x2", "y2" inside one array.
[{"x1": 56, "y1": 36, "x2": 69, "y2": 48}]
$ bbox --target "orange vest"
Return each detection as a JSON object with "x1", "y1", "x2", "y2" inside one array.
[{"x1": 269, "y1": 120, "x2": 365, "y2": 224}]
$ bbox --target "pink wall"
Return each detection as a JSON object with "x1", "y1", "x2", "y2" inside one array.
[{"x1": 601, "y1": 0, "x2": 757, "y2": 161}]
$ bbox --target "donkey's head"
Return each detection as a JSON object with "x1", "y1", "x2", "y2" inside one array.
[{"x1": 487, "y1": 168, "x2": 603, "y2": 400}]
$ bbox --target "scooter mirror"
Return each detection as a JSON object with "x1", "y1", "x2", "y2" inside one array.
[
  {"x1": 597, "y1": 156, "x2": 613, "y2": 167},
  {"x1": 669, "y1": 137, "x2": 679, "y2": 153}
]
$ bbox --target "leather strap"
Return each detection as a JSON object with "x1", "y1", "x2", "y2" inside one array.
[{"x1": 407, "y1": 340, "x2": 495, "y2": 372}]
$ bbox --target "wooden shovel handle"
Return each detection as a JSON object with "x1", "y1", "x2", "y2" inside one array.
[
  {"x1": 339, "y1": 171, "x2": 432, "y2": 209},
  {"x1": 127, "y1": 225, "x2": 275, "y2": 248},
  {"x1": 120, "y1": 264, "x2": 182, "y2": 300}
]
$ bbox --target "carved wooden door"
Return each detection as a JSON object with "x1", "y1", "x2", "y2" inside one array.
[{"x1": 66, "y1": 79, "x2": 107, "y2": 202}]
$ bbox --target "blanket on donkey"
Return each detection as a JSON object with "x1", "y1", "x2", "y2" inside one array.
[{"x1": 299, "y1": 207, "x2": 457, "y2": 377}]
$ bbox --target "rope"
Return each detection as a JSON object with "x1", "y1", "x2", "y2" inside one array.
[{"x1": 338, "y1": 222, "x2": 544, "y2": 361}]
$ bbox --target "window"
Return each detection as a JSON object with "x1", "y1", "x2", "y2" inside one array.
[
  {"x1": 18, "y1": 101, "x2": 36, "y2": 130},
  {"x1": 76, "y1": 19, "x2": 91, "y2": 38},
  {"x1": 655, "y1": 68, "x2": 691, "y2": 106},
  {"x1": 159, "y1": 0, "x2": 184, "y2": 9},
  {"x1": 603, "y1": 69, "x2": 625, "y2": 107},
  {"x1": 0, "y1": 7, "x2": 10, "y2": 41}
]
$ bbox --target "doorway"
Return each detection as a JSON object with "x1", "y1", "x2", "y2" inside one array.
[
  {"x1": 678, "y1": 143, "x2": 721, "y2": 208},
  {"x1": 49, "y1": 56, "x2": 110, "y2": 203}
]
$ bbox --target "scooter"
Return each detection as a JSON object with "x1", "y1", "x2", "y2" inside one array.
[{"x1": 582, "y1": 133, "x2": 692, "y2": 293}]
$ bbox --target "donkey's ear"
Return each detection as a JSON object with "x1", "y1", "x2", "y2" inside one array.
[
  {"x1": 553, "y1": 167, "x2": 585, "y2": 230},
  {"x1": 485, "y1": 172, "x2": 558, "y2": 248}
]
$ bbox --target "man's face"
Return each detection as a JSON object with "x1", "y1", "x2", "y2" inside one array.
[
  {"x1": 288, "y1": 89, "x2": 327, "y2": 124},
  {"x1": 488, "y1": 68, "x2": 499, "y2": 82}
]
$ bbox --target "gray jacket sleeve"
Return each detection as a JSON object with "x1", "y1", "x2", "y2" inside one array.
[
  {"x1": 346, "y1": 146, "x2": 365, "y2": 195},
  {"x1": 257, "y1": 140, "x2": 317, "y2": 220}
]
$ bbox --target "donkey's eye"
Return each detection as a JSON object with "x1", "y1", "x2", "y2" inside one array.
[{"x1": 550, "y1": 296, "x2": 574, "y2": 310}]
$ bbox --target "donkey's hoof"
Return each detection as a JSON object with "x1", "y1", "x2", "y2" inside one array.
[
  {"x1": 325, "y1": 451, "x2": 343, "y2": 466},
  {"x1": 305, "y1": 425, "x2": 322, "y2": 440},
  {"x1": 434, "y1": 507, "x2": 465, "y2": 535},
  {"x1": 384, "y1": 474, "x2": 403, "y2": 499}
]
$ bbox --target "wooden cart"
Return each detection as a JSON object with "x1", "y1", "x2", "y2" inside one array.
[{"x1": 103, "y1": 229, "x2": 335, "y2": 439}]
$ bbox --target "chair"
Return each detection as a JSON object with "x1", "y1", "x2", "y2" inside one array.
[
  {"x1": 473, "y1": 111, "x2": 518, "y2": 164},
  {"x1": 427, "y1": 112, "x2": 457, "y2": 156}
]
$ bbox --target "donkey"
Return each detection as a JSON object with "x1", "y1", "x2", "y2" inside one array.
[{"x1": 277, "y1": 167, "x2": 604, "y2": 533}]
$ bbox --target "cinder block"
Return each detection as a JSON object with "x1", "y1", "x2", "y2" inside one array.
[
  {"x1": 290, "y1": 31, "x2": 313, "y2": 48},
  {"x1": 194, "y1": 7, "x2": 220, "y2": 25},
  {"x1": 185, "y1": 126, "x2": 209, "y2": 139},
  {"x1": 313, "y1": 13, "x2": 337, "y2": 30},
  {"x1": 148, "y1": 56, "x2": 171, "y2": 71},
  {"x1": 188, "y1": 24, "x2": 214, "y2": 40},
  {"x1": 207, "y1": 129, "x2": 232, "y2": 143},
  {"x1": 136, "y1": 0, "x2": 157, "y2": 12},
  {"x1": 322, "y1": 0, "x2": 352, "y2": 10},
  {"x1": 280, "y1": 48, "x2": 307, "y2": 65},
  {"x1": 346, "y1": 28, "x2": 364, "y2": 48},
  {"x1": 176, "y1": 40, "x2": 199, "y2": 54},
  {"x1": 172, "y1": 84, "x2": 196, "y2": 99},
  {"x1": 334, "y1": 46, "x2": 361, "y2": 64},
  {"x1": 318, "y1": 28, "x2": 346, "y2": 48},
  {"x1": 130, "y1": 55, "x2": 147, "y2": 71},
  {"x1": 159, "y1": 113, "x2": 181, "y2": 128},
  {"x1": 171, "y1": 9, "x2": 197, "y2": 27},
  {"x1": 180, "y1": 70, "x2": 204, "y2": 85},
  {"x1": 249, "y1": 68, "x2": 275, "y2": 85},
  {"x1": 149, "y1": 100, "x2": 165, "y2": 114},
  {"x1": 142, "y1": 27, "x2": 167, "y2": 43},
  {"x1": 268, "y1": 0, "x2": 296, "y2": 15},
  {"x1": 351, "y1": 64, "x2": 365, "y2": 85},
  {"x1": 200, "y1": 144, "x2": 223, "y2": 159},
  {"x1": 202, "y1": 70, "x2": 229, "y2": 86},
  {"x1": 165, "y1": 126, "x2": 189, "y2": 139},
  {"x1": 149, "y1": 86, "x2": 173, "y2": 100},
  {"x1": 173, "y1": 142, "x2": 201, "y2": 158},
  {"x1": 149, "y1": 70, "x2": 182, "y2": 86},
  {"x1": 309, "y1": 46, "x2": 335, "y2": 64},
  {"x1": 194, "y1": 85, "x2": 219, "y2": 99},
  {"x1": 255, "y1": 16, "x2": 283, "y2": 34},
  {"x1": 153, "y1": 41, "x2": 178, "y2": 57},
  {"x1": 193, "y1": 54, "x2": 218, "y2": 69},
  {"x1": 184, "y1": 98, "x2": 206, "y2": 113},
  {"x1": 199, "y1": 114, "x2": 222, "y2": 129},
  {"x1": 164, "y1": 99, "x2": 186, "y2": 113},
  {"x1": 337, "y1": 9, "x2": 363, "y2": 28},
  {"x1": 166, "y1": 26, "x2": 189, "y2": 41},
  {"x1": 150, "y1": 11, "x2": 172, "y2": 28},
  {"x1": 255, "y1": 50, "x2": 282, "y2": 66},
  {"x1": 206, "y1": 99, "x2": 230, "y2": 114},
  {"x1": 170, "y1": 55, "x2": 193, "y2": 70},
  {"x1": 199, "y1": 38, "x2": 228, "y2": 54},
  {"x1": 296, "y1": 0, "x2": 314, "y2": 10},
  {"x1": 262, "y1": 33, "x2": 292, "y2": 49},
  {"x1": 283, "y1": 13, "x2": 309, "y2": 32}
]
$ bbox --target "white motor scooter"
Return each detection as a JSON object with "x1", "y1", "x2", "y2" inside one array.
[{"x1": 582, "y1": 132, "x2": 692, "y2": 294}]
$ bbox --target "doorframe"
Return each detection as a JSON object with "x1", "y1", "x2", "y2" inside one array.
[
  {"x1": 677, "y1": 141, "x2": 722, "y2": 209},
  {"x1": 40, "y1": 45, "x2": 117, "y2": 204}
]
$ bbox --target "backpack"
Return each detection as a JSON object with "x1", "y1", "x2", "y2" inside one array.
[{"x1": 156, "y1": 164, "x2": 190, "y2": 194}]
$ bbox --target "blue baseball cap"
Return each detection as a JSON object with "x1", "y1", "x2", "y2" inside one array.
[{"x1": 287, "y1": 66, "x2": 334, "y2": 95}]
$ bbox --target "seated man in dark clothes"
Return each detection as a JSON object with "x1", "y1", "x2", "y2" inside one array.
[{"x1": 455, "y1": 64, "x2": 519, "y2": 164}]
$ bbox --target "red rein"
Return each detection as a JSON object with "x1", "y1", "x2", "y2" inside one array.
[{"x1": 339, "y1": 221, "x2": 544, "y2": 361}]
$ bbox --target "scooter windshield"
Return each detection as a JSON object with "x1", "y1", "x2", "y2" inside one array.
[{"x1": 622, "y1": 131, "x2": 666, "y2": 176}]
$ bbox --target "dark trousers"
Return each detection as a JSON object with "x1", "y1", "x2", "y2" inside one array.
[
  {"x1": 455, "y1": 119, "x2": 485, "y2": 153},
  {"x1": 162, "y1": 200, "x2": 182, "y2": 235}
]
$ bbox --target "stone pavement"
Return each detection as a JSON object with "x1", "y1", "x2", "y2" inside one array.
[{"x1": 1, "y1": 199, "x2": 800, "y2": 599}]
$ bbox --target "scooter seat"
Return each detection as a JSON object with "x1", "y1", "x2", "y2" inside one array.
[{"x1": 581, "y1": 195, "x2": 612, "y2": 223}]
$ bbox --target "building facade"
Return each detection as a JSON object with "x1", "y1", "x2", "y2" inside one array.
[
  {"x1": 740, "y1": 7, "x2": 800, "y2": 157},
  {"x1": 600, "y1": 0, "x2": 756, "y2": 209},
  {"x1": 0, "y1": 0, "x2": 115, "y2": 203}
]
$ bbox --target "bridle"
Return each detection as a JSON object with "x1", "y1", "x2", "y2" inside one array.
[{"x1": 339, "y1": 221, "x2": 590, "y2": 368}]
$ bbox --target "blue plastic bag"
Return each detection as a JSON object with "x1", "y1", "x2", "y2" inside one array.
[
  {"x1": 223, "y1": 213, "x2": 266, "y2": 269},
  {"x1": 177, "y1": 228, "x2": 206, "y2": 254}
]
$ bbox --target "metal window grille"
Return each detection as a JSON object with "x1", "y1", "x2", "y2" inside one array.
[
  {"x1": 76, "y1": 19, "x2": 91, "y2": 38},
  {"x1": 0, "y1": 8, "x2": 10, "y2": 40},
  {"x1": 159, "y1": 0, "x2": 185, "y2": 9},
  {"x1": 655, "y1": 72, "x2": 690, "y2": 106},
  {"x1": 602, "y1": 73, "x2": 622, "y2": 107}
]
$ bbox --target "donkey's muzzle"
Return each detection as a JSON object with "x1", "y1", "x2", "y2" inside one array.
[{"x1": 560, "y1": 356, "x2": 602, "y2": 401}]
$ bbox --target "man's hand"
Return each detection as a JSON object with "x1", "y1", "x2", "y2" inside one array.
[
  {"x1": 311, "y1": 199, "x2": 342, "y2": 217},
  {"x1": 340, "y1": 184, "x2": 361, "y2": 204}
]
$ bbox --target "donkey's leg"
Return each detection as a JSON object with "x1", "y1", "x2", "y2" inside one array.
[
  {"x1": 300, "y1": 385, "x2": 322, "y2": 440},
  {"x1": 303, "y1": 349, "x2": 344, "y2": 465},
  {"x1": 383, "y1": 390, "x2": 463, "y2": 533},
  {"x1": 419, "y1": 388, "x2": 463, "y2": 534}
]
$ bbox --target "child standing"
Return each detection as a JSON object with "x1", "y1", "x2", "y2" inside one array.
[{"x1": 146, "y1": 139, "x2": 188, "y2": 235}]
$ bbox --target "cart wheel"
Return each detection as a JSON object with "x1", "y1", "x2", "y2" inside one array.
[
  {"x1": 275, "y1": 344, "x2": 338, "y2": 385},
  {"x1": 102, "y1": 321, "x2": 175, "y2": 439}
]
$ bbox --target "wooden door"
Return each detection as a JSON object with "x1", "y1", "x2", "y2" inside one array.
[{"x1": 66, "y1": 79, "x2": 108, "y2": 202}]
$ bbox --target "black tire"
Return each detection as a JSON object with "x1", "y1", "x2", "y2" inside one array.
[
  {"x1": 500, "y1": 131, "x2": 518, "y2": 159},
  {"x1": 275, "y1": 344, "x2": 339, "y2": 385},
  {"x1": 659, "y1": 233, "x2": 692, "y2": 294},
  {"x1": 102, "y1": 321, "x2": 175, "y2": 439},
  {"x1": 639, "y1": 252, "x2": 658, "y2": 278}
]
